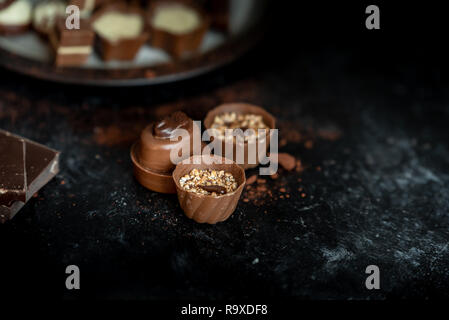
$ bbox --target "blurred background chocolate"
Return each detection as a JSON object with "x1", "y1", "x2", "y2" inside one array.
[
  {"x1": 32, "y1": 0, "x2": 66, "y2": 37},
  {"x1": 148, "y1": 0, "x2": 209, "y2": 58},
  {"x1": 92, "y1": 2, "x2": 149, "y2": 61},
  {"x1": 0, "y1": 0, "x2": 32, "y2": 35},
  {"x1": 0, "y1": 0, "x2": 267, "y2": 84},
  {"x1": 49, "y1": 17, "x2": 94, "y2": 66}
]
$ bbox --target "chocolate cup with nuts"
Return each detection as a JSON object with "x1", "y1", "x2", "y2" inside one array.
[
  {"x1": 92, "y1": 2, "x2": 150, "y2": 61},
  {"x1": 148, "y1": 1, "x2": 210, "y2": 58},
  {"x1": 204, "y1": 103, "x2": 276, "y2": 170},
  {"x1": 173, "y1": 155, "x2": 246, "y2": 224}
]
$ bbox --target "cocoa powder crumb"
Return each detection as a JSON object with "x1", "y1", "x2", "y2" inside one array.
[
  {"x1": 277, "y1": 153, "x2": 296, "y2": 171},
  {"x1": 295, "y1": 160, "x2": 304, "y2": 173},
  {"x1": 304, "y1": 140, "x2": 314, "y2": 149}
]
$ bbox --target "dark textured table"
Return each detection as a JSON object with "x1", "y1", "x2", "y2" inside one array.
[{"x1": 1, "y1": 3, "x2": 448, "y2": 300}]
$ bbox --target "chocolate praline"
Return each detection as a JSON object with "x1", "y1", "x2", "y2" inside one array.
[
  {"x1": 203, "y1": 103, "x2": 276, "y2": 170},
  {"x1": 131, "y1": 111, "x2": 198, "y2": 194}
]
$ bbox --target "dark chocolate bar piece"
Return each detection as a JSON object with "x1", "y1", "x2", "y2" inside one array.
[
  {"x1": 0, "y1": 131, "x2": 27, "y2": 205},
  {"x1": 0, "y1": 130, "x2": 60, "y2": 223}
]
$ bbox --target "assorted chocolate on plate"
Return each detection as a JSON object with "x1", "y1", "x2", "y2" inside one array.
[
  {"x1": 0, "y1": 129, "x2": 60, "y2": 223},
  {"x1": 0, "y1": 0, "x2": 231, "y2": 65}
]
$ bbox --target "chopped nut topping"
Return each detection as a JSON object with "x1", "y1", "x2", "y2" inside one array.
[
  {"x1": 210, "y1": 112, "x2": 269, "y2": 141},
  {"x1": 179, "y1": 169, "x2": 238, "y2": 196}
]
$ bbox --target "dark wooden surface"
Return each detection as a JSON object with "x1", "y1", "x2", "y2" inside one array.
[{"x1": 0, "y1": 2, "x2": 448, "y2": 300}]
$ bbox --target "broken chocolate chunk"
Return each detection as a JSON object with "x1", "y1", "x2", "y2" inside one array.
[
  {"x1": 0, "y1": 129, "x2": 60, "y2": 223},
  {"x1": 0, "y1": 131, "x2": 27, "y2": 205}
]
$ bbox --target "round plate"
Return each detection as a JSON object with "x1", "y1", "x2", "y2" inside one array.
[{"x1": 0, "y1": 0, "x2": 268, "y2": 86}]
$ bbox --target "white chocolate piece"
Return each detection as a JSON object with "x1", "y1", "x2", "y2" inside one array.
[
  {"x1": 0, "y1": 0, "x2": 32, "y2": 26},
  {"x1": 93, "y1": 11, "x2": 143, "y2": 42},
  {"x1": 152, "y1": 4, "x2": 201, "y2": 35},
  {"x1": 79, "y1": 0, "x2": 95, "y2": 18},
  {"x1": 33, "y1": 1, "x2": 65, "y2": 32}
]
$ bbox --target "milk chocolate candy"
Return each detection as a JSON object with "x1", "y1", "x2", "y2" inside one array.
[
  {"x1": 204, "y1": 103, "x2": 276, "y2": 170},
  {"x1": 49, "y1": 18, "x2": 95, "y2": 66},
  {"x1": 172, "y1": 155, "x2": 246, "y2": 224},
  {"x1": 0, "y1": 0, "x2": 32, "y2": 36},
  {"x1": 0, "y1": 129, "x2": 60, "y2": 223},
  {"x1": 131, "y1": 111, "x2": 199, "y2": 194},
  {"x1": 92, "y1": 2, "x2": 149, "y2": 61},
  {"x1": 148, "y1": 1, "x2": 209, "y2": 58}
]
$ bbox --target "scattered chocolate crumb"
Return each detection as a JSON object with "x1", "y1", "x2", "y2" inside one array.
[
  {"x1": 246, "y1": 175, "x2": 257, "y2": 185},
  {"x1": 295, "y1": 160, "x2": 304, "y2": 173},
  {"x1": 317, "y1": 128, "x2": 342, "y2": 141},
  {"x1": 301, "y1": 193, "x2": 306, "y2": 198},
  {"x1": 270, "y1": 173, "x2": 279, "y2": 180},
  {"x1": 279, "y1": 138, "x2": 288, "y2": 147},
  {"x1": 304, "y1": 140, "x2": 314, "y2": 149},
  {"x1": 257, "y1": 178, "x2": 266, "y2": 184},
  {"x1": 280, "y1": 188, "x2": 286, "y2": 193}
]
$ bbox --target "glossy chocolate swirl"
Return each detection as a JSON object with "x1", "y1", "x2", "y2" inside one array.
[{"x1": 153, "y1": 111, "x2": 190, "y2": 139}]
